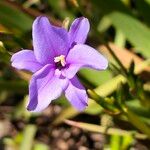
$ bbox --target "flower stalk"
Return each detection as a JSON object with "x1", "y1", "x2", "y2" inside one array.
[{"x1": 87, "y1": 89, "x2": 121, "y2": 115}]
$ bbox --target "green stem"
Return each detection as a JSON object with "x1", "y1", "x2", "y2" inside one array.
[
  {"x1": 105, "y1": 43, "x2": 128, "y2": 76},
  {"x1": 65, "y1": 120, "x2": 147, "y2": 139},
  {"x1": 87, "y1": 89, "x2": 120, "y2": 114},
  {"x1": 123, "y1": 106, "x2": 150, "y2": 139}
]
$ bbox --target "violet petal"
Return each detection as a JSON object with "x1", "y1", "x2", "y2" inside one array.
[
  {"x1": 65, "y1": 44, "x2": 108, "y2": 79},
  {"x1": 65, "y1": 76, "x2": 88, "y2": 111},
  {"x1": 27, "y1": 64, "x2": 68, "y2": 112},
  {"x1": 11, "y1": 50, "x2": 42, "y2": 73},
  {"x1": 32, "y1": 16, "x2": 69, "y2": 64},
  {"x1": 68, "y1": 17, "x2": 90, "y2": 46}
]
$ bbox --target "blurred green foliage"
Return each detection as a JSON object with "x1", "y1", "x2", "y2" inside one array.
[{"x1": 0, "y1": 0, "x2": 150, "y2": 150}]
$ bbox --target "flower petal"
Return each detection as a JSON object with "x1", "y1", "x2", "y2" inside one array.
[
  {"x1": 68, "y1": 17, "x2": 90, "y2": 46},
  {"x1": 11, "y1": 50, "x2": 42, "y2": 73},
  {"x1": 62, "y1": 64, "x2": 82, "y2": 79},
  {"x1": 27, "y1": 64, "x2": 68, "y2": 112},
  {"x1": 65, "y1": 76, "x2": 88, "y2": 111},
  {"x1": 32, "y1": 16, "x2": 69, "y2": 64},
  {"x1": 65, "y1": 44, "x2": 108, "y2": 78}
]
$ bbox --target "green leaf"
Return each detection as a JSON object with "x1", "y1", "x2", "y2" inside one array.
[
  {"x1": 20, "y1": 125, "x2": 37, "y2": 150},
  {"x1": 108, "y1": 12, "x2": 150, "y2": 57},
  {"x1": 92, "y1": 0, "x2": 130, "y2": 16},
  {"x1": 123, "y1": 107, "x2": 150, "y2": 138},
  {"x1": 135, "y1": 0, "x2": 150, "y2": 26},
  {"x1": 98, "y1": 16, "x2": 112, "y2": 32},
  {"x1": 0, "y1": 80, "x2": 28, "y2": 93},
  {"x1": 48, "y1": 0, "x2": 74, "y2": 19},
  {"x1": 90, "y1": 0, "x2": 131, "y2": 25},
  {"x1": 114, "y1": 29, "x2": 126, "y2": 48},
  {"x1": 126, "y1": 100, "x2": 150, "y2": 123},
  {"x1": 145, "y1": 0, "x2": 150, "y2": 5},
  {"x1": 110, "y1": 135, "x2": 121, "y2": 150},
  {"x1": 95, "y1": 74, "x2": 126, "y2": 97},
  {"x1": 33, "y1": 143, "x2": 49, "y2": 150},
  {"x1": 121, "y1": 135, "x2": 133, "y2": 150},
  {"x1": 0, "y1": 41, "x2": 10, "y2": 63},
  {"x1": 0, "y1": 1, "x2": 33, "y2": 33},
  {"x1": 79, "y1": 69, "x2": 111, "y2": 86}
]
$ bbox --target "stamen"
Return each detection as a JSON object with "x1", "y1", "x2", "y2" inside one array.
[{"x1": 54, "y1": 55, "x2": 66, "y2": 67}]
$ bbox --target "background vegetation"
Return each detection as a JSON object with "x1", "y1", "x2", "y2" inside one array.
[{"x1": 0, "y1": 0, "x2": 150, "y2": 149}]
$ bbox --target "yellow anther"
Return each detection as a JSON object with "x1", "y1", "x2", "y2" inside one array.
[{"x1": 54, "y1": 55, "x2": 66, "y2": 67}]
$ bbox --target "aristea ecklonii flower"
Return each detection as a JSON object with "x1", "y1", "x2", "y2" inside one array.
[{"x1": 11, "y1": 16, "x2": 108, "y2": 112}]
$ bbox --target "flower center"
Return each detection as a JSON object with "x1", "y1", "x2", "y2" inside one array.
[{"x1": 54, "y1": 55, "x2": 66, "y2": 70}]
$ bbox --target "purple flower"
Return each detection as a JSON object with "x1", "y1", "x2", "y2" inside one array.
[{"x1": 11, "y1": 16, "x2": 108, "y2": 112}]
